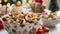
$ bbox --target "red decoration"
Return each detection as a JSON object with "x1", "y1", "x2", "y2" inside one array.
[
  {"x1": 34, "y1": 0, "x2": 43, "y2": 5},
  {"x1": 0, "y1": 20, "x2": 4, "y2": 30},
  {"x1": 0, "y1": 23, "x2": 4, "y2": 30},
  {"x1": 35, "y1": 25, "x2": 50, "y2": 34}
]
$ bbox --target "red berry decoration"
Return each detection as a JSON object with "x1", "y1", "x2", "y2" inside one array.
[
  {"x1": 43, "y1": 27, "x2": 50, "y2": 33},
  {"x1": 0, "y1": 23, "x2": 4, "y2": 30},
  {"x1": 35, "y1": 25, "x2": 50, "y2": 34}
]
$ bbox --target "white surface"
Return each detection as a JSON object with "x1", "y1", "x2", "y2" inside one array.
[
  {"x1": 0, "y1": 29, "x2": 9, "y2": 34},
  {"x1": 50, "y1": 23, "x2": 60, "y2": 34}
]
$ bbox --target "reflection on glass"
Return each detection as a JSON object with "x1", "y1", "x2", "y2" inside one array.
[
  {"x1": 28, "y1": 0, "x2": 32, "y2": 4},
  {"x1": 0, "y1": 0, "x2": 2, "y2": 3},
  {"x1": 0, "y1": 4, "x2": 2, "y2": 7},
  {"x1": 4, "y1": 0, "x2": 8, "y2": 3},
  {"x1": 7, "y1": 3, "x2": 10, "y2": 7}
]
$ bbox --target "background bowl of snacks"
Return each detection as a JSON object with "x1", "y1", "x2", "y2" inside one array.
[{"x1": 41, "y1": 12, "x2": 60, "y2": 27}]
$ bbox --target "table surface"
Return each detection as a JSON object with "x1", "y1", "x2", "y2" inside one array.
[
  {"x1": 50, "y1": 23, "x2": 60, "y2": 34},
  {"x1": 0, "y1": 23, "x2": 60, "y2": 34}
]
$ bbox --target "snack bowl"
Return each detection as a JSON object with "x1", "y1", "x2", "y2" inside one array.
[{"x1": 41, "y1": 18, "x2": 60, "y2": 27}]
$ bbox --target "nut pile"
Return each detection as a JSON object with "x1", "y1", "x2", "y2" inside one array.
[
  {"x1": 2, "y1": 11, "x2": 40, "y2": 24},
  {"x1": 42, "y1": 12, "x2": 59, "y2": 20}
]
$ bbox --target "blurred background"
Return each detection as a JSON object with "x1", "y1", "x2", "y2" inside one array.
[{"x1": 0, "y1": 0, "x2": 59, "y2": 8}]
